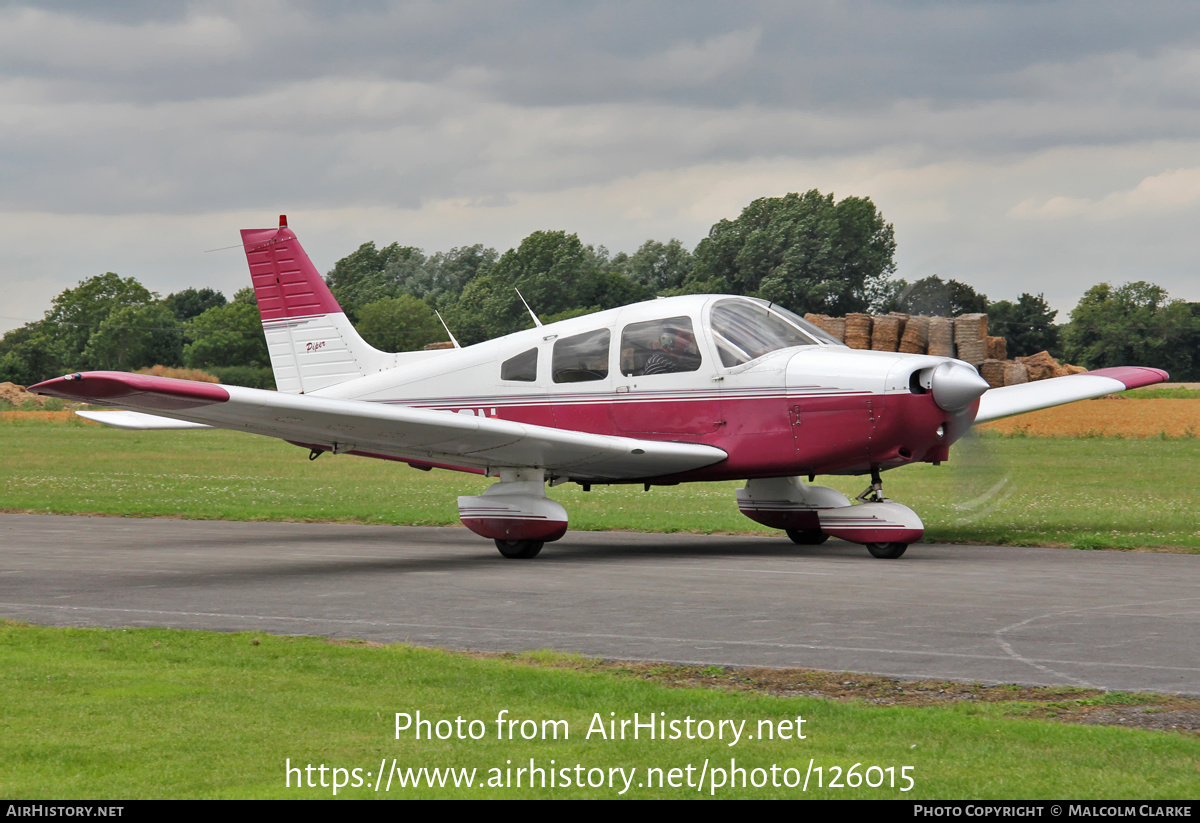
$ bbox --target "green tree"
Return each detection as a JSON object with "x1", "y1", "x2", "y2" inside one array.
[
  {"x1": 44, "y1": 273, "x2": 155, "y2": 365},
  {"x1": 882, "y1": 275, "x2": 989, "y2": 317},
  {"x1": 82, "y1": 303, "x2": 184, "y2": 371},
  {"x1": 183, "y1": 302, "x2": 269, "y2": 370},
  {"x1": 325, "y1": 242, "x2": 425, "y2": 321},
  {"x1": 0, "y1": 321, "x2": 66, "y2": 386},
  {"x1": 619, "y1": 239, "x2": 694, "y2": 293},
  {"x1": 164, "y1": 287, "x2": 227, "y2": 321},
  {"x1": 988, "y1": 293, "x2": 1059, "y2": 358},
  {"x1": 406, "y1": 244, "x2": 498, "y2": 305},
  {"x1": 1062, "y1": 282, "x2": 1199, "y2": 377},
  {"x1": 233, "y1": 286, "x2": 258, "y2": 305},
  {"x1": 356, "y1": 296, "x2": 446, "y2": 352},
  {"x1": 443, "y1": 231, "x2": 650, "y2": 344},
  {"x1": 687, "y1": 191, "x2": 896, "y2": 315}
]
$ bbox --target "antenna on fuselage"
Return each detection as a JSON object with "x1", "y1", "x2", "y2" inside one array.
[
  {"x1": 515, "y1": 288, "x2": 543, "y2": 328},
  {"x1": 435, "y1": 310, "x2": 461, "y2": 349}
]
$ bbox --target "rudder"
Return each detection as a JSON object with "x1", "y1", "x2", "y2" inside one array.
[{"x1": 241, "y1": 216, "x2": 390, "y2": 394}]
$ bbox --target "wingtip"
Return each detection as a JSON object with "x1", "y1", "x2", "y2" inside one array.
[
  {"x1": 1086, "y1": 366, "x2": 1170, "y2": 390},
  {"x1": 27, "y1": 371, "x2": 229, "y2": 407}
]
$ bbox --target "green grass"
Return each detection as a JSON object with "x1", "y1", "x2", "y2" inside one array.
[
  {"x1": 1121, "y1": 387, "x2": 1200, "y2": 399},
  {"x1": 2, "y1": 416, "x2": 1198, "y2": 551},
  {"x1": 2, "y1": 622, "x2": 1196, "y2": 799}
]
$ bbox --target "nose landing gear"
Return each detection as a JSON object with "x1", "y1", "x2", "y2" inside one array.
[{"x1": 737, "y1": 472, "x2": 923, "y2": 559}]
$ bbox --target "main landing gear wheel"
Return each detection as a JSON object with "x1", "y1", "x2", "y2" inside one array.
[
  {"x1": 866, "y1": 542, "x2": 908, "y2": 559},
  {"x1": 786, "y1": 529, "x2": 829, "y2": 546},
  {"x1": 495, "y1": 539, "x2": 544, "y2": 559}
]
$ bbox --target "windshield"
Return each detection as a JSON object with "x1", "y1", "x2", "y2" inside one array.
[{"x1": 709, "y1": 298, "x2": 839, "y2": 367}]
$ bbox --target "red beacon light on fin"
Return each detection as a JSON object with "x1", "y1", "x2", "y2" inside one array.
[{"x1": 279, "y1": 214, "x2": 288, "y2": 228}]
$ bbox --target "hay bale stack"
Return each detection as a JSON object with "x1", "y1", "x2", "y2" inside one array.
[
  {"x1": 927, "y1": 317, "x2": 955, "y2": 357},
  {"x1": 844, "y1": 313, "x2": 873, "y2": 350},
  {"x1": 899, "y1": 315, "x2": 930, "y2": 354},
  {"x1": 1017, "y1": 351, "x2": 1060, "y2": 381},
  {"x1": 979, "y1": 359, "x2": 1006, "y2": 389},
  {"x1": 955, "y1": 313, "x2": 989, "y2": 341},
  {"x1": 804, "y1": 313, "x2": 847, "y2": 343},
  {"x1": 954, "y1": 313, "x2": 988, "y2": 365},
  {"x1": 1003, "y1": 361, "x2": 1029, "y2": 386},
  {"x1": 887, "y1": 312, "x2": 909, "y2": 339},
  {"x1": 870, "y1": 315, "x2": 902, "y2": 351},
  {"x1": 985, "y1": 336, "x2": 1007, "y2": 361}
]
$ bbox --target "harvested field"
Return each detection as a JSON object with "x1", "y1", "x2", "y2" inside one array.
[
  {"x1": 979, "y1": 398, "x2": 1200, "y2": 438},
  {"x1": 1, "y1": 410, "x2": 94, "y2": 424}
]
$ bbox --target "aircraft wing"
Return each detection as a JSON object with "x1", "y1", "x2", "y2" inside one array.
[
  {"x1": 32, "y1": 371, "x2": 727, "y2": 481},
  {"x1": 974, "y1": 366, "x2": 1169, "y2": 423}
]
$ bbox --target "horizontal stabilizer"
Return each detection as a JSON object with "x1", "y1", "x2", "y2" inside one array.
[
  {"x1": 975, "y1": 366, "x2": 1169, "y2": 423},
  {"x1": 76, "y1": 410, "x2": 212, "y2": 430}
]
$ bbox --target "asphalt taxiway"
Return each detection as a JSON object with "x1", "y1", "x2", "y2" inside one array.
[{"x1": 1, "y1": 513, "x2": 1196, "y2": 694}]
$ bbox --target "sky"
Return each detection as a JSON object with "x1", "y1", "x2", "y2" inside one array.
[{"x1": 3, "y1": 0, "x2": 1199, "y2": 335}]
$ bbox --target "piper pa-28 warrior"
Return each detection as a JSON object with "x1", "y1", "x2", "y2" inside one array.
[{"x1": 32, "y1": 217, "x2": 1169, "y2": 559}]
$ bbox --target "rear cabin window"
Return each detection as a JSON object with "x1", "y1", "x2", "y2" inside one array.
[
  {"x1": 620, "y1": 316, "x2": 702, "y2": 376},
  {"x1": 501, "y1": 348, "x2": 538, "y2": 382},
  {"x1": 552, "y1": 329, "x2": 610, "y2": 383}
]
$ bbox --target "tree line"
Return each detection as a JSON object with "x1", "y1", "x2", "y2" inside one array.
[{"x1": 3, "y1": 191, "x2": 1198, "y2": 388}]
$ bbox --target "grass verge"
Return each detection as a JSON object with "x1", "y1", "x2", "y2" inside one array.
[{"x1": 2, "y1": 622, "x2": 1196, "y2": 799}]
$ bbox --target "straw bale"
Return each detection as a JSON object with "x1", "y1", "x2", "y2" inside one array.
[
  {"x1": 985, "y1": 336, "x2": 1007, "y2": 361},
  {"x1": 1017, "y1": 351, "x2": 1060, "y2": 381},
  {"x1": 870, "y1": 315, "x2": 901, "y2": 351},
  {"x1": 956, "y1": 339, "x2": 987, "y2": 366},
  {"x1": 954, "y1": 313, "x2": 988, "y2": 343},
  {"x1": 898, "y1": 316, "x2": 930, "y2": 354},
  {"x1": 844, "y1": 313, "x2": 872, "y2": 350},
  {"x1": 1003, "y1": 362, "x2": 1029, "y2": 386},
  {"x1": 804, "y1": 313, "x2": 847, "y2": 343},
  {"x1": 927, "y1": 317, "x2": 955, "y2": 357},
  {"x1": 979, "y1": 359, "x2": 1006, "y2": 389}
]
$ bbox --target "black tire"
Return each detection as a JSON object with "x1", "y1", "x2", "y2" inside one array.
[
  {"x1": 866, "y1": 542, "x2": 908, "y2": 559},
  {"x1": 495, "y1": 539, "x2": 544, "y2": 559},
  {"x1": 786, "y1": 529, "x2": 829, "y2": 546}
]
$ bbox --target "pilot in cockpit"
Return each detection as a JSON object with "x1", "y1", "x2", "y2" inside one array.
[{"x1": 643, "y1": 328, "x2": 700, "y2": 374}]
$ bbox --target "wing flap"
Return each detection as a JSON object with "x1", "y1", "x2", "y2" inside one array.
[
  {"x1": 32, "y1": 372, "x2": 726, "y2": 480},
  {"x1": 975, "y1": 366, "x2": 1169, "y2": 423},
  {"x1": 76, "y1": 410, "x2": 213, "y2": 430}
]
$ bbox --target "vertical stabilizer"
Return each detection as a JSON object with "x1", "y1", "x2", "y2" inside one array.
[{"x1": 241, "y1": 218, "x2": 389, "y2": 394}]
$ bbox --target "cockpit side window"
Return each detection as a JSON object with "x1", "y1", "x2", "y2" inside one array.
[
  {"x1": 501, "y1": 348, "x2": 538, "y2": 382},
  {"x1": 710, "y1": 299, "x2": 826, "y2": 367},
  {"x1": 552, "y1": 329, "x2": 610, "y2": 383},
  {"x1": 620, "y1": 316, "x2": 702, "y2": 376}
]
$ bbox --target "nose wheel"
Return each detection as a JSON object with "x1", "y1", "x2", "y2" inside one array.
[
  {"x1": 866, "y1": 542, "x2": 908, "y2": 559},
  {"x1": 853, "y1": 467, "x2": 918, "y2": 559},
  {"x1": 786, "y1": 529, "x2": 829, "y2": 546},
  {"x1": 495, "y1": 538, "x2": 544, "y2": 559}
]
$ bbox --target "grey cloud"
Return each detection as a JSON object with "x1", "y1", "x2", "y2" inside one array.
[{"x1": 1, "y1": 0, "x2": 1199, "y2": 313}]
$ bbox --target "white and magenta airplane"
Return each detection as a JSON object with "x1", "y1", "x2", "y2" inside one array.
[{"x1": 32, "y1": 217, "x2": 1169, "y2": 559}]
